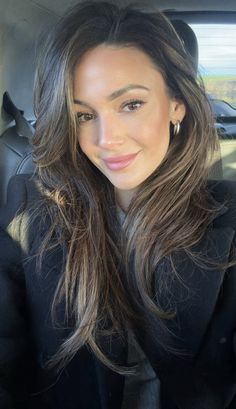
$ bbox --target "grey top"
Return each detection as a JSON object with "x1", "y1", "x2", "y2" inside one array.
[
  {"x1": 122, "y1": 330, "x2": 161, "y2": 409},
  {"x1": 117, "y1": 207, "x2": 161, "y2": 408}
]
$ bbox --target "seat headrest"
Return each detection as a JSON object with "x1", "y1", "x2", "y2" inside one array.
[{"x1": 171, "y1": 20, "x2": 199, "y2": 74}]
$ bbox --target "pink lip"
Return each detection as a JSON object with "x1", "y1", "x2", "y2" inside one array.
[{"x1": 103, "y1": 153, "x2": 139, "y2": 171}]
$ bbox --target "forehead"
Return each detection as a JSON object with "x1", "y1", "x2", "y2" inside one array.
[{"x1": 73, "y1": 45, "x2": 165, "y2": 97}]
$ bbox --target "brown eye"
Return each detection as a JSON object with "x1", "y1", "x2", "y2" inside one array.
[
  {"x1": 123, "y1": 100, "x2": 145, "y2": 112},
  {"x1": 77, "y1": 112, "x2": 96, "y2": 124}
]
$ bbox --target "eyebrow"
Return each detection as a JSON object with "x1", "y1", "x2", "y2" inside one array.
[{"x1": 73, "y1": 84, "x2": 150, "y2": 107}]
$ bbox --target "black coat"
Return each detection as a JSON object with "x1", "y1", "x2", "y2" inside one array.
[{"x1": 0, "y1": 174, "x2": 236, "y2": 409}]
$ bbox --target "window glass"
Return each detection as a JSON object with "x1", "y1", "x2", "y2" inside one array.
[
  {"x1": 190, "y1": 23, "x2": 236, "y2": 180},
  {"x1": 190, "y1": 24, "x2": 236, "y2": 113}
]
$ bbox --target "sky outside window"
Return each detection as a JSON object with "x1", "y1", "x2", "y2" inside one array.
[{"x1": 190, "y1": 24, "x2": 236, "y2": 108}]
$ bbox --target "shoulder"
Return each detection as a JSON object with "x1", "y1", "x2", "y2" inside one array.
[
  {"x1": 208, "y1": 179, "x2": 236, "y2": 202},
  {"x1": 0, "y1": 173, "x2": 46, "y2": 254},
  {"x1": 207, "y1": 179, "x2": 236, "y2": 230},
  {"x1": 0, "y1": 173, "x2": 43, "y2": 229}
]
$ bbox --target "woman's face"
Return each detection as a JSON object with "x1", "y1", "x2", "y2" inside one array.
[{"x1": 74, "y1": 45, "x2": 185, "y2": 209}]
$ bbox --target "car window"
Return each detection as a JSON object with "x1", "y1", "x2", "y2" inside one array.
[
  {"x1": 190, "y1": 22, "x2": 236, "y2": 180},
  {"x1": 190, "y1": 23, "x2": 236, "y2": 115}
]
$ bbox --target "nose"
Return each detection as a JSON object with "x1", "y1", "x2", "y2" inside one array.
[{"x1": 97, "y1": 115, "x2": 124, "y2": 149}]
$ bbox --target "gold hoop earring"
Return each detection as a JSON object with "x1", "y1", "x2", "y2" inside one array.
[{"x1": 173, "y1": 120, "x2": 181, "y2": 136}]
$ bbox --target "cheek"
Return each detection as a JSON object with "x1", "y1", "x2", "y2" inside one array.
[
  {"x1": 132, "y1": 101, "x2": 170, "y2": 141},
  {"x1": 78, "y1": 137, "x2": 93, "y2": 160},
  {"x1": 78, "y1": 137, "x2": 86, "y2": 152},
  {"x1": 135, "y1": 114, "x2": 170, "y2": 149}
]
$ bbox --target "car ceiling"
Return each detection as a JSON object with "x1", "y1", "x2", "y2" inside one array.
[{"x1": 29, "y1": 0, "x2": 236, "y2": 16}]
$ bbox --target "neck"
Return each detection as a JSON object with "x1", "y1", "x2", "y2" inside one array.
[{"x1": 115, "y1": 188, "x2": 137, "y2": 212}]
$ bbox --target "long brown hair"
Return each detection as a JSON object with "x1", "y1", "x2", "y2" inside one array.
[{"x1": 33, "y1": 1, "x2": 223, "y2": 372}]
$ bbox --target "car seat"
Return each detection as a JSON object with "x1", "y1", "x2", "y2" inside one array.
[
  {"x1": 0, "y1": 92, "x2": 35, "y2": 206},
  {"x1": 171, "y1": 19, "x2": 199, "y2": 74}
]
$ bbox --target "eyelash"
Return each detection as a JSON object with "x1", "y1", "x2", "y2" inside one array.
[
  {"x1": 76, "y1": 112, "x2": 95, "y2": 125},
  {"x1": 76, "y1": 99, "x2": 145, "y2": 125},
  {"x1": 122, "y1": 99, "x2": 145, "y2": 112}
]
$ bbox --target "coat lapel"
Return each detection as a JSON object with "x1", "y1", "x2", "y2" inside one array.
[
  {"x1": 133, "y1": 205, "x2": 236, "y2": 408},
  {"x1": 94, "y1": 333, "x2": 127, "y2": 409}
]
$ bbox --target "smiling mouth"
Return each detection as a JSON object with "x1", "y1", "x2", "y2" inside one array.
[{"x1": 103, "y1": 152, "x2": 139, "y2": 171}]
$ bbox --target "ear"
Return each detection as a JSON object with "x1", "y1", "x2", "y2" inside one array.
[{"x1": 170, "y1": 98, "x2": 186, "y2": 125}]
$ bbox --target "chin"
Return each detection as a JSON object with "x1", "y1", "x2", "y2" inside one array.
[{"x1": 112, "y1": 181, "x2": 141, "y2": 191}]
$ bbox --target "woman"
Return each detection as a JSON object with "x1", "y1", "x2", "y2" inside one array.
[{"x1": 0, "y1": 1, "x2": 236, "y2": 408}]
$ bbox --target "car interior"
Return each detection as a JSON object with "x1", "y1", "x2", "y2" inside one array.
[{"x1": 0, "y1": 0, "x2": 236, "y2": 207}]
